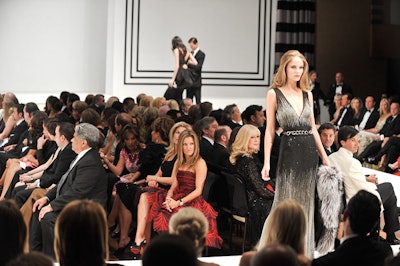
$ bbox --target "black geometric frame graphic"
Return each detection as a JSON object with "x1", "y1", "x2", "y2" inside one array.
[{"x1": 124, "y1": 0, "x2": 274, "y2": 86}]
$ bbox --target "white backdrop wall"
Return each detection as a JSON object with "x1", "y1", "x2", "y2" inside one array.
[{"x1": 0, "y1": 0, "x2": 276, "y2": 110}]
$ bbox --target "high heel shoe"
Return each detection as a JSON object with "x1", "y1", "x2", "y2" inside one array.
[{"x1": 129, "y1": 240, "x2": 146, "y2": 255}]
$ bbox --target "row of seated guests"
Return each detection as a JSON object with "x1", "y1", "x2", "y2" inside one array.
[
  {"x1": 319, "y1": 124, "x2": 400, "y2": 245},
  {"x1": 238, "y1": 190, "x2": 397, "y2": 266}
]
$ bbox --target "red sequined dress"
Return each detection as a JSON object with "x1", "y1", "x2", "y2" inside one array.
[{"x1": 147, "y1": 170, "x2": 222, "y2": 248}]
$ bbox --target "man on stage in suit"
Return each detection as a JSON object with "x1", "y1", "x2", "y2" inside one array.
[
  {"x1": 197, "y1": 116, "x2": 218, "y2": 164},
  {"x1": 318, "y1": 123, "x2": 336, "y2": 156},
  {"x1": 29, "y1": 123, "x2": 107, "y2": 257},
  {"x1": 327, "y1": 72, "x2": 352, "y2": 119},
  {"x1": 358, "y1": 101, "x2": 400, "y2": 162},
  {"x1": 329, "y1": 126, "x2": 400, "y2": 245},
  {"x1": 187, "y1": 37, "x2": 205, "y2": 104},
  {"x1": 335, "y1": 93, "x2": 354, "y2": 128},
  {"x1": 312, "y1": 190, "x2": 392, "y2": 266},
  {"x1": 358, "y1": 96, "x2": 379, "y2": 130}
]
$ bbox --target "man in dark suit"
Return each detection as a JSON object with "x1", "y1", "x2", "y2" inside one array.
[
  {"x1": 318, "y1": 123, "x2": 337, "y2": 156},
  {"x1": 91, "y1": 94, "x2": 105, "y2": 115},
  {"x1": 327, "y1": 72, "x2": 352, "y2": 119},
  {"x1": 197, "y1": 116, "x2": 218, "y2": 163},
  {"x1": 187, "y1": 37, "x2": 205, "y2": 104},
  {"x1": 335, "y1": 93, "x2": 354, "y2": 128},
  {"x1": 358, "y1": 101, "x2": 400, "y2": 162},
  {"x1": 312, "y1": 190, "x2": 392, "y2": 266},
  {"x1": 30, "y1": 123, "x2": 107, "y2": 257},
  {"x1": 1, "y1": 103, "x2": 28, "y2": 148},
  {"x1": 15, "y1": 122, "x2": 77, "y2": 207},
  {"x1": 209, "y1": 125, "x2": 232, "y2": 173},
  {"x1": 358, "y1": 96, "x2": 379, "y2": 130}
]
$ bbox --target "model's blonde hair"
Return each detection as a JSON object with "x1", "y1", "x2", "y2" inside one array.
[
  {"x1": 176, "y1": 130, "x2": 200, "y2": 169},
  {"x1": 258, "y1": 199, "x2": 307, "y2": 255},
  {"x1": 229, "y1": 125, "x2": 260, "y2": 165},
  {"x1": 169, "y1": 207, "x2": 208, "y2": 256},
  {"x1": 164, "y1": 122, "x2": 192, "y2": 161},
  {"x1": 54, "y1": 200, "x2": 108, "y2": 266},
  {"x1": 270, "y1": 50, "x2": 310, "y2": 91}
]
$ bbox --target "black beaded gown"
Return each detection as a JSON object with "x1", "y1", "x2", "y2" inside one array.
[
  {"x1": 235, "y1": 155, "x2": 274, "y2": 243},
  {"x1": 273, "y1": 88, "x2": 318, "y2": 257}
]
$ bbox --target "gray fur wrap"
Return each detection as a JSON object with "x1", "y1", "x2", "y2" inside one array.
[{"x1": 315, "y1": 165, "x2": 344, "y2": 256}]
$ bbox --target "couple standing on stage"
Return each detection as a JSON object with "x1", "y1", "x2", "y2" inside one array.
[{"x1": 168, "y1": 36, "x2": 205, "y2": 104}]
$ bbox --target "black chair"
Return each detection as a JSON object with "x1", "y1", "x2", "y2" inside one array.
[
  {"x1": 202, "y1": 171, "x2": 220, "y2": 204},
  {"x1": 221, "y1": 171, "x2": 249, "y2": 253}
]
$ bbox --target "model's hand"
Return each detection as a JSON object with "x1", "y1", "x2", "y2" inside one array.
[
  {"x1": 322, "y1": 158, "x2": 331, "y2": 167},
  {"x1": 261, "y1": 165, "x2": 270, "y2": 181},
  {"x1": 168, "y1": 80, "x2": 175, "y2": 88}
]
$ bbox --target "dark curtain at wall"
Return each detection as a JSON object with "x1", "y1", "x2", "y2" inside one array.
[{"x1": 275, "y1": 0, "x2": 316, "y2": 70}]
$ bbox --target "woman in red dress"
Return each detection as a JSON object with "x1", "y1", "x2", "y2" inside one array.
[{"x1": 145, "y1": 130, "x2": 222, "y2": 251}]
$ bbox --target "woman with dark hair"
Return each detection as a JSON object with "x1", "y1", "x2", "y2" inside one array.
[
  {"x1": 146, "y1": 130, "x2": 222, "y2": 253},
  {"x1": 45, "y1": 95, "x2": 63, "y2": 118},
  {"x1": 54, "y1": 200, "x2": 114, "y2": 266},
  {"x1": 0, "y1": 199, "x2": 26, "y2": 266},
  {"x1": 168, "y1": 36, "x2": 198, "y2": 101},
  {"x1": 103, "y1": 124, "x2": 142, "y2": 250}
]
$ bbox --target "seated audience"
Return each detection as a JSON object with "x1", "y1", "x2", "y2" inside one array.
[
  {"x1": 251, "y1": 244, "x2": 299, "y2": 266},
  {"x1": 221, "y1": 104, "x2": 242, "y2": 129},
  {"x1": 1, "y1": 103, "x2": 28, "y2": 149},
  {"x1": 181, "y1": 98, "x2": 193, "y2": 115},
  {"x1": 0, "y1": 199, "x2": 26, "y2": 266},
  {"x1": 127, "y1": 122, "x2": 191, "y2": 254},
  {"x1": 329, "y1": 126, "x2": 400, "y2": 244},
  {"x1": 0, "y1": 110, "x2": 48, "y2": 199},
  {"x1": 91, "y1": 94, "x2": 105, "y2": 115},
  {"x1": 208, "y1": 125, "x2": 232, "y2": 173},
  {"x1": 318, "y1": 123, "x2": 336, "y2": 156},
  {"x1": 54, "y1": 199, "x2": 121, "y2": 266},
  {"x1": 0, "y1": 92, "x2": 19, "y2": 141},
  {"x1": 169, "y1": 207, "x2": 220, "y2": 266},
  {"x1": 357, "y1": 98, "x2": 391, "y2": 155},
  {"x1": 329, "y1": 94, "x2": 342, "y2": 124},
  {"x1": 102, "y1": 124, "x2": 142, "y2": 250},
  {"x1": 30, "y1": 123, "x2": 108, "y2": 258},
  {"x1": 194, "y1": 116, "x2": 218, "y2": 163},
  {"x1": 357, "y1": 96, "x2": 380, "y2": 130},
  {"x1": 6, "y1": 252, "x2": 53, "y2": 266},
  {"x1": 350, "y1": 96, "x2": 364, "y2": 126},
  {"x1": 358, "y1": 101, "x2": 400, "y2": 163},
  {"x1": 142, "y1": 234, "x2": 197, "y2": 266},
  {"x1": 239, "y1": 199, "x2": 309, "y2": 266},
  {"x1": 70, "y1": 100, "x2": 88, "y2": 125},
  {"x1": 312, "y1": 190, "x2": 393, "y2": 266},
  {"x1": 147, "y1": 130, "x2": 222, "y2": 252},
  {"x1": 367, "y1": 134, "x2": 400, "y2": 172},
  {"x1": 230, "y1": 125, "x2": 274, "y2": 244},
  {"x1": 334, "y1": 93, "x2": 354, "y2": 128}
]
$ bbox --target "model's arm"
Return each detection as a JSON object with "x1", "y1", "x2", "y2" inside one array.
[
  {"x1": 187, "y1": 52, "x2": 198, "y2": 66},
  {"x1": 308, "y1": 91, "x2": 330, "y2": 166},
  {"x1": 261, "y1": 89, "x2": 277, "y2": 180}
]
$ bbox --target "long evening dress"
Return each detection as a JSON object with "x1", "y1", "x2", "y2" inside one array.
[
  {"x1": 148, "y1": 170, "x2": 222, "y2": 248},
  {"x1": 273, "y1": 88, "x2": 318, "y2": 258}
]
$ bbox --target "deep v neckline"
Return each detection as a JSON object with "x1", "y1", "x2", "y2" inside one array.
[{"x1": 276, "y1": 88, "x2": 305, "y2": 118}]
